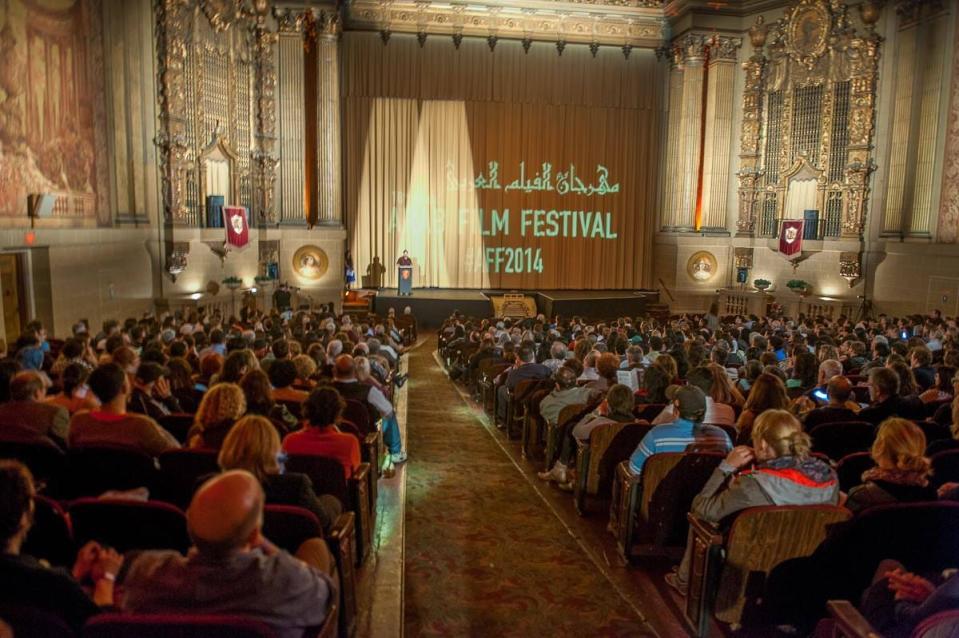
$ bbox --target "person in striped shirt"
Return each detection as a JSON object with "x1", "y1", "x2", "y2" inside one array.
[{"x1": 627, "y1": 385, "x2": 732, "y2": 475}]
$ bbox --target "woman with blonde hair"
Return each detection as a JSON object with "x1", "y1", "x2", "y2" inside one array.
[
  {"x1": 844, "y1": 418, "x2": 936, "y2": 514},
  {"x1": 187, "y1": 382, "x2": 247, "y2": 450},
  {"x1": 292, "y1": 354, "x2": 317, "y2": 389},
  {"x1": 666, "y1": 409, "x2": 839, "y2": 595},
  {"x1": 218, "y1": 415, "x2": 341, "y2": 531},
  {"x1": 735, "y1": 372, "x2": 789, "y2": 443}
]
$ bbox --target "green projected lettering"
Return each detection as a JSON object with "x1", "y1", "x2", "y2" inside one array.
[
  {"x1": 485, "y1": 247, "x2": 544, "y2": 274},
  {"x1": 449, "y1": 161, "x2": 621, "y2": 197},
  {"x1": 477, "y1": 209, "x2": 617, "y2": 239}
]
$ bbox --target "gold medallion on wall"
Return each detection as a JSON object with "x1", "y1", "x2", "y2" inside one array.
[
  {"x1": 292, "y1": 245, "x2": 329, "y2": 280},
  {"x1": 787, "y1": 1, "x2": 829, "y2": 67},
  {"x1": 687, "y1": 251, "x2": 718, "y2": 283}
]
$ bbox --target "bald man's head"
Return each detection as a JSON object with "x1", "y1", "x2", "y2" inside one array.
[
  {"x1": 333, "y1": 354, "x2": 355, "y2": 379},
  {"x1": 187, "y1": 470, "x2": 264, "y2": 559},
  {"x1": 826, "y1": 375, "x2": 853, "y2": 405}
]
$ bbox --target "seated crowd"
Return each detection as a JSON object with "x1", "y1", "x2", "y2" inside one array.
[
  {"x1": 440, "y1": 306, "x2": 959, "y2": 636},
  {"x1": 0, "y1": 306, "x2": 413, "y2": 636}
]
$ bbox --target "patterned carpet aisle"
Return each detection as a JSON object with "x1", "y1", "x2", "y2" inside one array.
[{"x1": 403, "y1": 338, "x2": 656, "y2": 637}]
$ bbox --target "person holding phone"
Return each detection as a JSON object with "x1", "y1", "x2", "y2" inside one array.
[{"x1": 803, "y1": 376, "x2": 862, "y2": 430}]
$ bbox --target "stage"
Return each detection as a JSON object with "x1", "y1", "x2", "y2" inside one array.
[{"x1": 371, "y1": 288, "x2": 660, "y2": 327}]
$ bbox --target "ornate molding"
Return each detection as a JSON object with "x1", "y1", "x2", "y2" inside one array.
[
  {"x1": 254, "y1": 6, "x2": 278, "y2": 225},
  {"x1": 275, "y1": 7, "x2": 306, "y2": 33},
  {"x1": 345, "y1": 0, "x2": 665, "y2": 48},
  {"x1": 672, "y1": 33, "x2": 707, "y2": 66},
  {"x1": 936, "y1": 7, "x2": 959, "y2": 243},
  {"x1": 165, "y1": 242, "x2": 191, "y2": 283},
  {"x1": 734, "y1": 247, "x2": 754, "y2": 270},
  {"x1": 839, "y1": 251, "x2": 862, "y2": 287},
  {"x1": 734, "y1": 0, "x2": 882, "y2": 239},
  {"x1": 709, "y1": 35, "x2": 741, "y2": 63}
]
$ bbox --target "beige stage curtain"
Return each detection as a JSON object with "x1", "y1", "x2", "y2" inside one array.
[{"x1": 343, "y1": 33, "x2": 664, "y2": 289}]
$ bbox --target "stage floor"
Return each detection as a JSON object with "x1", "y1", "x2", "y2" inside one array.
[{"x1": 371, "y1": 288, "x2": 659, "y2": 326}]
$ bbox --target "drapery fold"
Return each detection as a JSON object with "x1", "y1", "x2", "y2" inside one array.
[{"x1": 343, "y1": 32, "x2": 664, "y2": 289}]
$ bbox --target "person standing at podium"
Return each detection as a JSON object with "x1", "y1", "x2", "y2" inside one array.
[{"x1": 396, "y1": 250, "x2": 413, "y2": 296}]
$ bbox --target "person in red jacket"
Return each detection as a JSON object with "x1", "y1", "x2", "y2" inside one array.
[{"x1": 282, "y1": 386, "x2": 360, "y2": 479}]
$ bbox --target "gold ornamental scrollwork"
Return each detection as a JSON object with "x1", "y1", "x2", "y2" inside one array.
[
  {"x1": 786, "y1": 1, "x2": 830, "y2": 69},
  {"x1": 155, "y1": 0, "x2": 278, "y2": 230},
  {"x1": 292, "y1": 246, "x2": 330, "y2": 281},
  {"x1": 735, "y1": 0, "x2": 882, "y2": 240}
]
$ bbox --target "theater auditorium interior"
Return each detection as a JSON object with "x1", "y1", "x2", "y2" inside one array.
[{"x1": 1, "y1": 0, "x2": 959, "y2": 636}]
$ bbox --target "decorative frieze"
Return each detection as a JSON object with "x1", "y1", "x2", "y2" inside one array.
[{"x1": 347, "y1": 0, "x2": 665, "y2": 49}]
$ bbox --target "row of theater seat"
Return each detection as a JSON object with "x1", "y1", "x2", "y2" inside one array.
[
  {"x1": 444, "y1": 341, "x2": 959, "y2": 637},
  {"x1": 0, "y1": 401, "x2": 390, "y2": 637}
]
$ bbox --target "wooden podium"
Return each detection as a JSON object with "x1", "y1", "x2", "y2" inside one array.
[{"x1": 398, "y1": 266, "x2": 413, "y2": 296}]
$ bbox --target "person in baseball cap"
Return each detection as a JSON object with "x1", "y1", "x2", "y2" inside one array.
[
  {"x1": 665, "y1": 384, "x2": 707, "y2": 422},
  {"x1": 628, "y1": 384, "x2": 732, "y2": 476}
]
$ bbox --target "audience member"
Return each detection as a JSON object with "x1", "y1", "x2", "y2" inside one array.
[
  {"x1": 844, "y1": 418, "x2": 936, "y2": 514},
  {"x1": 0, "y1": 371, "x2": 69, "y2": 446},
  {"x1": 187, "y1": 383, "x2": 247, "y2": 450},
  {"x1": 68, "y1": 363, "x2": 179, "y2": 456},
  {"x1": 665, "y1": 410, "x2": 839, "y2": 595},
  {"x1": 283, "y1": 386, "x2": 361, "y2": 479},
  {"x1": 218, "y1": 415, "x2": 342, "y2": 532},
  {"x1": 0, "y1": 460, "x2": 121, "y2": 632},
  {"x1": 119, "y1": 471, "x2": 336, "y2": 637},
  {"x1": 628, "y1": 385, "x2": 732, "y2": 475}
]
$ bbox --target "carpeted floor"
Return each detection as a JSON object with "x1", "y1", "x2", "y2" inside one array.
[{"x1": 403, "y1": 338, "x2": 657, "y2": 637}]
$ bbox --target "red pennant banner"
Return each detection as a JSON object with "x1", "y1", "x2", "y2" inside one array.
[
  {"x1": 224, "y1": 206, "x2": 249, "y2": 249},
  {"x1": 779, "y1": 220, "x2": 804, "y2": 259}
]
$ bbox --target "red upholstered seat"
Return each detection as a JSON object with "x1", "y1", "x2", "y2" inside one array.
[
  {"x1": 342, "y1": 399, "x2": 373, "y2": 435},
  {"x1": 22, "y1": 495, "x2": 74, "y2": 567},
  {"x1": 809, "y1": 421, "x2": 876, "y2": 461},
  {"x1": 0, "y1": 604, "x2": 76, "y2": 638},
  {"x1": 930, "y1": 449, "x2": 959, "y2": 489},
  {"x1": 69, "y1": 498, "x2": 190, "y2": 554},
  {"x1": 0, "y1": 439, "x2": 65, "y2": 489},
  {"x1": 156, "y1": 413, "x2": 195, "y2": 445},
  {"x1": 82, "y1": 614, "x2": 279, "y2": 638},
  {"x1": 835, "y1": 451, "x2": 875, "y2": 493},
  {"x1": 156, "y1": 448, "x2": 219, "y2": 509},
  {"x1": 62, "y1": 446, "x2": 159, "y2": 499},
  {"x1": 262, "y1": 504, "x2": 324, "y2": 553}
]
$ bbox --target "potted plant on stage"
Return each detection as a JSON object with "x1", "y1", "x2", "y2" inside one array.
[
  {"x1": 753, "y1": 278, "x2": 771, "y2": 293},
  {"x1": 786, "y1": 279, "x2": 812, "y2": 297}
]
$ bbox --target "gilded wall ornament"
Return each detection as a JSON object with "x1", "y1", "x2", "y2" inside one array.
[
  {"x1": 735, "y1": 0, "x2": 881, "y2": 240},
  {"x1": 687, "y1": 251, "x2": 718, "y2": 283},
  {"x1": 787, "y1": 2, "x2": 829, "y2": 66},
  {"x1": 293, "y1": 246, "x2": 331, "y2": 280}
]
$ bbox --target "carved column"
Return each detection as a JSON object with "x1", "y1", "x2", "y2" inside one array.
[
  {"x1": 661, "y1": 59, "x2": 685, "y2": 229},
  {"x1": 843, "y1": 32, "x2": 881, "y2": 238},
  {"x1": 275, "y1": 9, "x2": 305, "y2": 225},
  {"x1": 315, "y1": 12, "x2": 343, "y2": 225},
  {"x1": 700, "y1": 36, "x2": 741, "y2": 230},
  {"x1": 736, "y1": 18, "x2": 767, "y2": 236},
  {"x1": 675, "y1": 34, "x2": 707, "y2": 230},
  {"x1": 155, "y1": 0, "x2": 193, "y2": 279},
  {"x1": 937, "y1": 6, "x2": 959, "y2": 243},
  {"x1": 253, "y1": 5, "x2": 278, "y2": 226}
]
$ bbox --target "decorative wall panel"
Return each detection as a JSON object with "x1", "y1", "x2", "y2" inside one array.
[
  {"x1": 937, "y1": 7, "x2": 959, "y2": 243},
  {"x1": 155, "y1": 0, "x2": 277, "y2": 229},
  {"x1": 0, "y1": 0, "x2": 108, "y2": 226},
  {"x1": 275, "y1": 9, "x2": 306, "y2": 225},
  {"x1": 735, "y1": 0, "x2": 882, "y2": 240}
]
